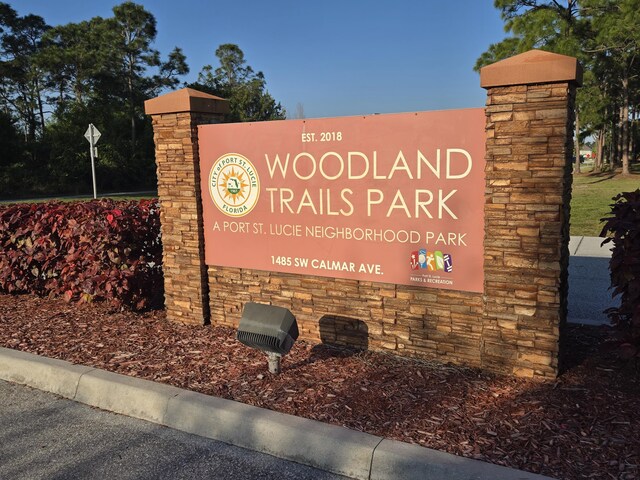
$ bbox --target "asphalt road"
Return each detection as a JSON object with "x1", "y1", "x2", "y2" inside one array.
[
  {"x1": 0, "y1": 380, "x2": 351, "y2": 480},
  {"x1": 567, "y1": 255, "x2": 614, "y2": 326}
]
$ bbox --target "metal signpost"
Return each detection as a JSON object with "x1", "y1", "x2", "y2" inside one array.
[{"x1": 84, "y1": 124, "x2": 101, "y2": 199}]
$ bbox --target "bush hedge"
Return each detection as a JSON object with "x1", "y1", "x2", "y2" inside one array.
[
  {"x1": 601, "y1": 189, "x2": 640, "y2": 355},
  {"x1": 0, "y1": 199, "x2": 163, "y2": 310}
]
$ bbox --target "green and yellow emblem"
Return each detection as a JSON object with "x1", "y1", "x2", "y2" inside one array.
[{"x1": 209, "y1": 153, "x2": 260, "y2": 217}]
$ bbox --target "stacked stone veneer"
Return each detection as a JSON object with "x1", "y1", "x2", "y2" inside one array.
[
  {"x1": 208, "y1": 267, "x2": 485, "y2": 366},
  {"x1": 145, "y1": 88, "x2": 228, "y2": 324},
  {"x1": 482, "y1": 84, "x2": 576, "y2": 378},
  {"x1": 147, "y1": 51, "x2": 581, "y2": 378}
]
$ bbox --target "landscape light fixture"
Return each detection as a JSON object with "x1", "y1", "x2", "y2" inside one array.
[{"x1": 236, "y1": 302, "x2": 299, "y2": 374}]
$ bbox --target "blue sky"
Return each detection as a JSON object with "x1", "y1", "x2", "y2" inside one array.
[{"x1": 10, "y1": 1, "x2": 507, "y2": 118}]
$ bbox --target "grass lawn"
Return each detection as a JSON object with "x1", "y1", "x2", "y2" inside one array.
[
  {"x1": 571, "y1": 167, "x2": 639, "y2": 237},
  {"x1": 0, "y1": 191, "x2": 157, "y2": 205}
]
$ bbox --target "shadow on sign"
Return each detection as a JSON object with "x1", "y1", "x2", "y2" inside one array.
[
  {"x1": 286, "y1": 316, "x2": 369, "y2": 371},
  {"x1": 319, "y1": 315, "x2": 369, "y2": 351}
]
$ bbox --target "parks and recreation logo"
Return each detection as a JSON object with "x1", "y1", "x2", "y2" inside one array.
[
  {"x1": 409, "y1": 249, "x2": 454, "y2": 286},
  {"x1": 209, "y1": 153, "x2": 260, "y2": 217},
  {"x1": 410, "y1": 249, "x2": 453, "y2": 272}
]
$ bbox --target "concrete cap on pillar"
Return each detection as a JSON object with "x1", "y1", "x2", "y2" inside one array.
[
  {"x1": 144, "y1": 87, "x2": 230, "y2": 115},
  {"x1": 480, "y1": 49, "x2": 583, "y2": 89}
]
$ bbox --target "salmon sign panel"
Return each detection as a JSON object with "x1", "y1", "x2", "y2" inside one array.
[{"x1": 199, "y1": 109, "x2": 485, "y2": 293}]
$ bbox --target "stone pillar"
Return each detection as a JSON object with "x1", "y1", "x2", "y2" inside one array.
[
  {"x1": 144, "y1": 88, "x2": 229, "y2": 324},
  {"x1": 480, "y1": 50, "x2": 582, "y2": 378}
]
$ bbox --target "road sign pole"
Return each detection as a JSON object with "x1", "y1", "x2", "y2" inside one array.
[
  {"x1": 89, "y1": 124, "x2": 97, "y2": 199},
  {"x1": 84, "y1": 123, "x2": 101, "y2": 200}
]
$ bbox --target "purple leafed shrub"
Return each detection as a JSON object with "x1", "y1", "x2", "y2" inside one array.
[
  {"x1": 0, "y1": 199, "x2": 163, "y2": 310},
  {"x1": 600, "y1": 189, "x2": 640, "y2": 357}
]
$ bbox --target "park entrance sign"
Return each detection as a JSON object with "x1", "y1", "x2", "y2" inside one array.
[
  {"x1": 145, "y1": 50, "x2": 583, "y2": 379},
  {"x1": 198, "y1": 110, "x2": 485, "y2": 293}
]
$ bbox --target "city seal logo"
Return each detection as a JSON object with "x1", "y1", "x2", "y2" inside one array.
[{"x1": 209, "y1": 153, "x2": 260, "y2": 217}]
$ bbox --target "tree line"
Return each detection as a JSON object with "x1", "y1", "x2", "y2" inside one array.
[
  {"x1": 0, "y1": 2, "x2": 284, "y2": 199},
  {"x1": 476, "y1": 0, "x2": 640, "y2": 175}
]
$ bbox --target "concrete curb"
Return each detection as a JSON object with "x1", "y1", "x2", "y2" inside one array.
[
  {"x1": 370, "y1": 439, "x2": 546, "y2": 480},
  {"x1": 0, "y1": 347, "x2": 95, "y2": 398},
  {"x1": 164, "y1": 390, "x2": 381, "y2": 479},
  {"x1": 0, "y1": 347, "x2": 554, "y2": 480},
  {"x1": 75, "y1": 368, "x2": 185, "y2": 424}
]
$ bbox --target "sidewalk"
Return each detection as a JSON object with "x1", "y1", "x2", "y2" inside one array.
[{"x1": 569, "y1": 235, "x2": 612, "y2": 257}]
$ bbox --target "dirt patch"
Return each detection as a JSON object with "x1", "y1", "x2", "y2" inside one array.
[{"x1": 1, "y1": 293, "x2": 638, "y2": 479}]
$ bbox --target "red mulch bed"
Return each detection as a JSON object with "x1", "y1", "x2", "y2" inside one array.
[{"x1": 1, "y1": 294, "x2": 638, "y2": 480}]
